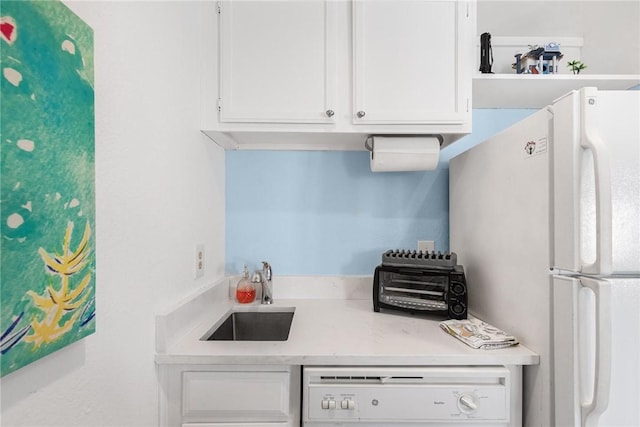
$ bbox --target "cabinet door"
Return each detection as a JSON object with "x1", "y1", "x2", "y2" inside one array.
[
  {"x1": 353, "y1": 0, "x2": 471, "y2": 124},
  {"x1": 182, "y1": 371, "x2": 291, "y2": 423},
  {"x1": 219, "y1": 1, "x2": 336, "y2": 123}
]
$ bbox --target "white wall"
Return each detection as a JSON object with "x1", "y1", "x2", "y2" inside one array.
[{"x1": 0, "y1": 1, "x2": 224, "y2": 426}]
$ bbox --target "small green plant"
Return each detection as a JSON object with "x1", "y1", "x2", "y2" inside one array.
[{"x1": 567, "y1": 60, "x2": 587, "y2": 74}]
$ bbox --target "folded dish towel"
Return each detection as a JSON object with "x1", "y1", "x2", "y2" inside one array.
[{"x1": 440, "y1": 317, "x2": 519, "y2": 350}]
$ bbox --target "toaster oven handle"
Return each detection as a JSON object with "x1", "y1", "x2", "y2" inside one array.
[{"x1": 373, "y1": 266, "x2": 381, "y2": 312}]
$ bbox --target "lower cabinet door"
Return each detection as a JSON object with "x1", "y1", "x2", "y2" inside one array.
[{"x1": 182, "y1": 371, "x2": 291, "y2": 423}]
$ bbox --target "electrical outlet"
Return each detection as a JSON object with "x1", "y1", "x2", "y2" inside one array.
[
  {"x1": 417, "y1": 240, "x2": 435, "y2": 252},
  {"x1": 195, "y1": 244, "x2": 204, "y2": 278}
]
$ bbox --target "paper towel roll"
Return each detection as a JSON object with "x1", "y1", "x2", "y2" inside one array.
[{"x1": 370, "y1": 136, "x2": 440, "y2": 172}]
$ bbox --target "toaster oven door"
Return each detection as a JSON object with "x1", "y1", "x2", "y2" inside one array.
[{"x1": 375, "y1": 266, "x2": 450, "y2": 313}]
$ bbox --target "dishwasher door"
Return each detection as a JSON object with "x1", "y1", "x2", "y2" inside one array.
[{"x1": 303, "y1": 366, "x2": 513, "y2": 427}]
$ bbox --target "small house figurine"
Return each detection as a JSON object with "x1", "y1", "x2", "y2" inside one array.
[{"x1": 513, "y1": 42, "x2": 563, "y2": 74}]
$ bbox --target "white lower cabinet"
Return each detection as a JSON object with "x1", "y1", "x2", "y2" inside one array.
[{"x1": 158, "y1": 364, "x2": 300, "y2": 427}]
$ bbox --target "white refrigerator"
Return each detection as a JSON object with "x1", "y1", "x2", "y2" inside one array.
[{"x1": 449, "y1": 87, "x2": 639, "y2": 427}]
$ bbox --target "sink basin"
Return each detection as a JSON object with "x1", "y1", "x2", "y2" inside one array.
[{"x1": 203, "y1": 307, "x2": 295, "y2": 341}]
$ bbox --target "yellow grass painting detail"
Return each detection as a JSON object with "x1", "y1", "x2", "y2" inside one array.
[{"x1": 24, "y1": 222, "x2": 92, "y2": 348}]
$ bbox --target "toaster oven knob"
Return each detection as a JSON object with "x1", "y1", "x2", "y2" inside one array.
[
  {"x1": 451, "y1": 282, "x2": 465, "y2": 295},
  {"x1": 458, "y1": 394, "x2": 478, "y2": 414},
  {"x1": 451, "y1": 303, "x2": 466, "y2": 316}
]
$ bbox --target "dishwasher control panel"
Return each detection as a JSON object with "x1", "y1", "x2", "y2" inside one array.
[{"x1": 303, "y1": 366, "x2": 511, "y2": 425}]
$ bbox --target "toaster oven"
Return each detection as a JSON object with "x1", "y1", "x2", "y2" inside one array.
[{"x1": 373, "y1": 250, "x2": 467, "y2": 319}]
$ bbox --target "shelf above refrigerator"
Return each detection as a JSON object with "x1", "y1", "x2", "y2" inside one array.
[{"x1": 473, "y1": 73, "x2": 640, "y2": 109}]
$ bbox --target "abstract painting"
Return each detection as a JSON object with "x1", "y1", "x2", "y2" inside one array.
[{"x1": 1, "y1": 0, "x2": 95, "y2": 377}]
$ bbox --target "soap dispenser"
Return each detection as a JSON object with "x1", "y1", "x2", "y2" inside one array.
[{"x1": 235, "y1": 265, "x2": 256, "y2": 304}]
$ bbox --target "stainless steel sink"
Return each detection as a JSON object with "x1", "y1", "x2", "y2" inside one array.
[{"x1": 203, "y1": 307, "x2": 295, "y2": 341}]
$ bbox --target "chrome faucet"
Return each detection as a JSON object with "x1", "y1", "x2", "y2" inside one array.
[{"x1": 260, "y1": 261, "x2": 273, "y2": 304}]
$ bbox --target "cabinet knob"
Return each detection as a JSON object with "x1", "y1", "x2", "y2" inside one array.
[
  {"x1": 325, "y1": 109, "x2": 335, "y2": 118},
  {"x1": 357, "y1": 111, "x2": 366, "y2": 118}
]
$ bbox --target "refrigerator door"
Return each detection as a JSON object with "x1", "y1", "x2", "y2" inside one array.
[
  {"x1": 450, "y1": 107, "x2": 553, "y2": 427},
  {"x1": 554, "y1": 276, "x2": 640, "y2": 427},
  {"x1": 553, "y1": 88, "x2": 640, "y2": 275}
]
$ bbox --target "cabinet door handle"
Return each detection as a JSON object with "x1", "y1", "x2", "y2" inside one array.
[
  {"x1": 357, "y1": 111, "x2": 366, "y2": 118},
  {"x1": 325, "y1": 110, "x2": 335, "y2": 118}
]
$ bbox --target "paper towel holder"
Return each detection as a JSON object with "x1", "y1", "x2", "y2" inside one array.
[
  {"x1": 364, "y1": 134, "x2": 444, "y2": 152},
  {"x1": 367, "y1": 135, "x2": 444, "y2": 172}
]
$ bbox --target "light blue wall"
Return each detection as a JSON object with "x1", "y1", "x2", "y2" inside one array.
[{"x1": 226, "y1": 109, "x2": 535, "y2": 275}]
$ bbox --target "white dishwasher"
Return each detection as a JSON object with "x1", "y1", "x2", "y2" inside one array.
[{"x1": 303, "y1": 366, "x2": 517, "y2": 427}]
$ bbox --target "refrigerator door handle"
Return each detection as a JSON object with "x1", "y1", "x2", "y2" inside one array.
[
  {"x1": 579, "y1": 88, "x2": 612, "y2": 275},
  {"x1": 579, "y1": 277, "x2": 612, "y2": 427}
]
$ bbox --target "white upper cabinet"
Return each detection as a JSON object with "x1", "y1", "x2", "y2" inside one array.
[
  {"x1": 207, "y1": 0, "x2": 475, "y2": 150},
  {"x1": 219, "y1": 1, "x2": 335, "y2": 123},
  {"x1": 353, "y1": 0, "x2": 469, "y2": 125}
]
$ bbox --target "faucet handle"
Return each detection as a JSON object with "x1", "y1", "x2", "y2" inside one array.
[{"x1": 261, "y1": 261, "x2": 272, "y2": 281}]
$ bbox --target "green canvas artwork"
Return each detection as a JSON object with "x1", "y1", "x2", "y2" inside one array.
[{"x1": 1, "y1": 0, "x2": 95, "y2": 377}]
